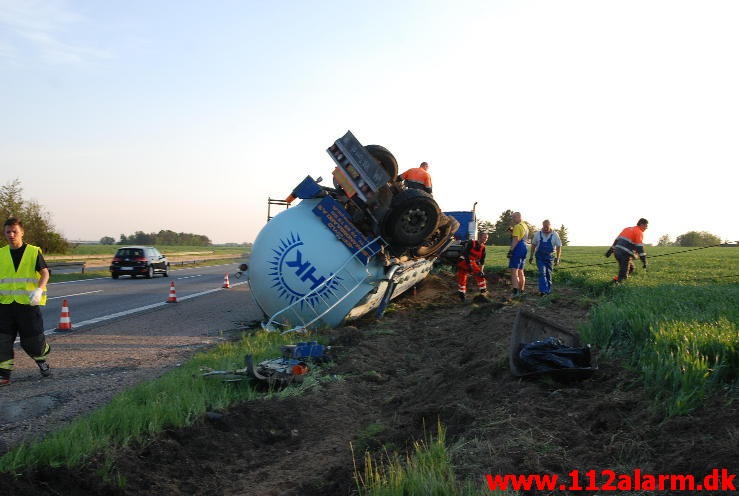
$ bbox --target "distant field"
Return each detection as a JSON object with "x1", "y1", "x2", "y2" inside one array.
[
  {"x1": 487, "y1": 244, "x2": 738, "y2": 415},
  {"x1": 49, "y1": 244, "x2": 248, "y2": 257}
]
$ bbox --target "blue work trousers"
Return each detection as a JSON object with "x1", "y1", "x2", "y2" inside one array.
[{"x1": 536, "y1": 255, "x2": 554, "y2": 294}]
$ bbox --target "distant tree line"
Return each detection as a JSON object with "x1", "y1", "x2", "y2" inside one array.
[
  {"x1": 111, "y1": 230, "x2": 212, "y2": 246},
  {"x1": 478, "y1": 209, "x2": 569, "y2": 246},
  {"x1": 1, "y1": 179, "x2": 70, "y2": 253},
  {"x1": 657, "y1": 231, "x2": 723, "y2": 247}
]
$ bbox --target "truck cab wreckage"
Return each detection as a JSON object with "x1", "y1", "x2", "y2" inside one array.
[{"x1": 245, "y1": 131, "x2": 459, "y2": 333}]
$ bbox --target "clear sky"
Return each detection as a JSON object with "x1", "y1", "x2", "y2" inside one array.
[{"x1": 1, "y1": 0, "x2": 737, "y2": 245}]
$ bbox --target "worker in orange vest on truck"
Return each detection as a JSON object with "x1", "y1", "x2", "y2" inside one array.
[
  {"x1": 606, "y1": 218, "x2": 648, "y2": 282},
  {"x1": 456, "y1": 232, "x2": 488, "y2": 301},
  {"x1": 400, "y1": 162, "x2": 432, "y2": 194}
]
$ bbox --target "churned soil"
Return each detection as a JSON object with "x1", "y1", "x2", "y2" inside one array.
[{"x1": 1, "y1": 274, "x2": 736, "y2": 495}]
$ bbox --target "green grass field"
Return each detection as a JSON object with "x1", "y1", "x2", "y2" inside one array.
[{"x1": 486, "y1": 245, "x2": 738, "y2": 415}]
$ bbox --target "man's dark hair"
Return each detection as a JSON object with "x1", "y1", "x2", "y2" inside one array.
[
  {"x1": 637, "y1": 218, "x2": 648, "y2": 226},
  {"x1": 420, "y1": 161, "x2": 428, "y2": 167},
  {"x1": 3, "y1": 218, "x2": 23, "y2": 229}
]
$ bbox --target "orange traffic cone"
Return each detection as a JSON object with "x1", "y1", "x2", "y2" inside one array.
[
  {"x1": 56, "y1": 299, "x2": 72, "y2": 331},
  {"x1": 166, "y1": 281, "x2": 178, "y2": 303},
  {"x1": 222, "y1": 273, "x2": 231, "y2": 289}
]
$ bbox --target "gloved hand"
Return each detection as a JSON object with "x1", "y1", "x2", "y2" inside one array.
[
  {"x1": 604, "y1": 247, "x2": 614, "y2": 258},
  {"x1": 507, "y1": 249, "x2": 513, "y2": 259},
  {"x1": 29, "y1": 288, "x2": 43, "y2": 306}
]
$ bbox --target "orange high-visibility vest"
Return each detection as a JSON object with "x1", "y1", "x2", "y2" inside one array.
[
  {"x1": 401, "y1": 167, "x2": 432, "y2": 188},
  {"x1": 614, "y1": 226, "x2": 646, "y2": 257}
]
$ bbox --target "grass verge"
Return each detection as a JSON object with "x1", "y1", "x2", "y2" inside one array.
[
  {"x1": 485, "y1": 245, "x2": 737, "y2": 415},
  {"x1": 580, "y1": 283, "x2": 738, "y2": 415},
  {"x1": 0, "y1": 330, "x2": 328, "y2": 473},
  {"x1": 355, "y1": 423, "x2": 508, "y2": 496}
]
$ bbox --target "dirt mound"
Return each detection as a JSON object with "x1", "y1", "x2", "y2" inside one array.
[{"x1": 1, "y1": 274, "x2": 736, "y2": 494}]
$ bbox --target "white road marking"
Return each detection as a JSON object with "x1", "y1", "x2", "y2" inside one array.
[
  {"x1": 43, "y1": 281, "x2": 247, "y2": 335},
  {"x1": 49, "y1": 277, "x2": 109, "y2": 285},
  {"x1": 176, "y1": 274, "x2": 203, "y2": 280},
  {"x1": 48, "y1": 290, "x2": 103, "y2": 300}
]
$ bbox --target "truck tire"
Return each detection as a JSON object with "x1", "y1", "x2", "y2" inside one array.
[
  {"x1": 415, "y1": 214, "x2": 459, "y2": 258},
  {"x1": 383, "y1": 189, "x2": 440, "y2": 247},
  {"x1": 365, "y1": 145, "x2": 398, "y2": 183}
]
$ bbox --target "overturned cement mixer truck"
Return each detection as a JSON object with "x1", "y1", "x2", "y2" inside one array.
[{"x1": 245, "y1": 131, "x2": 459, "y2": 333}]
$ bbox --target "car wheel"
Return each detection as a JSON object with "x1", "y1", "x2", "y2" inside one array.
[
  {"x1": 162, "y1": 264, "x2": 169, "y2": 277},
  {"x1": 146, "y1": 266, "x2": 154, "y2": 279},
  {"x1": 382, "y1": 189, "x2": 441, "y2": 247},
  {"x1": 111, "y1": 272, "x2": 119, "y2": 279}
]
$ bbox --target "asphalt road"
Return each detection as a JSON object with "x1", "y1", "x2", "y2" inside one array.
[{"x1": 42, "y1": 262, "x2": 258, "y2": 333}]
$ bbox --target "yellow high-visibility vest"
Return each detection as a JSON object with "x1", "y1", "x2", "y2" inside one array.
[{"x1": 0, "y1": 244, "x2": 47, "y2": 305}]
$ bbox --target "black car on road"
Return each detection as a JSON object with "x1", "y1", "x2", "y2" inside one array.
[{"x1": 110, "y1": 246, "x2": 169, "y2": 279}]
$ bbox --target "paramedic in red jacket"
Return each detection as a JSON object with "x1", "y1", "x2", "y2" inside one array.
[
  {"x1": 608, "y1": 218, "x2": 648, "y2": 282},
  {"x1": 456, "y1": 232, "x2": 488, "y2": 301}
]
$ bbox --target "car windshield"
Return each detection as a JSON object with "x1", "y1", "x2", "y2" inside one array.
[{"x1": 116, "y1": 249, "x2": 144, "y2": 257}]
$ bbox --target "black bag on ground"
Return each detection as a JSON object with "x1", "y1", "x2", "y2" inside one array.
[{"x1": 518, "y1": 337, "x2": 592, "y2": 374}]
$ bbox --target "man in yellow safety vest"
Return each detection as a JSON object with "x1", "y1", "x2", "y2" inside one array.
[{"x1": 0, "y1": 218, "x2": 51, "y2": 386}]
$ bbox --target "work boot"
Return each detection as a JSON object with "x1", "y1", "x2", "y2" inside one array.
[
  {"x1": 457, "y1": 291, "x2": 466, "y2": 302},
  {"x1": 36, "y1": 361, "x2": 51, "y2": 377},
  {"x1": 512, "y1": 288, "x2": 519, "y2": 296}
]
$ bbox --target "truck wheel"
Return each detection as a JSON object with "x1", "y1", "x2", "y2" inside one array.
[
  {"x1": 365, "y1": 145, "x2": 398, "y2": 183},
  {"x1": 383, "y1": 189, "x2": 440, "y2": 247},
  {"x1": 415, "y1": 215, "x2": 459, "y2": 258}
]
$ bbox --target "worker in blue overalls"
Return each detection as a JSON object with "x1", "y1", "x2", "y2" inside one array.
[{"x1": 529, "y1": 219, "x2": 563, "y2": 296}]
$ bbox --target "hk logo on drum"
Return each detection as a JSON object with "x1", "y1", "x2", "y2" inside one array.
[{"x1": 268, "y1": 233, "x2": 342, "y2": 306}]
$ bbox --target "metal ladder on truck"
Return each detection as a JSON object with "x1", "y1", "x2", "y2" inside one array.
[{"x1": 262, "y1": 237, "x2": 383, "y2": 334}]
